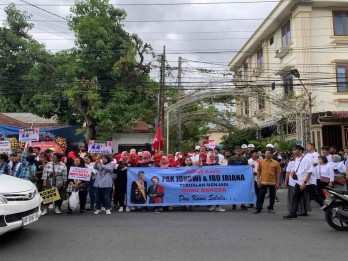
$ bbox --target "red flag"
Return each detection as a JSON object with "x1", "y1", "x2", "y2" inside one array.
[{"x1": 152, "y1": 123, "x2": 164, "y2": 151}]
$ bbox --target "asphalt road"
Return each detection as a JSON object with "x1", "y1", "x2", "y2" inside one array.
[{"x1": 0, "y1": 189, "x2": 347, "y2": 261}]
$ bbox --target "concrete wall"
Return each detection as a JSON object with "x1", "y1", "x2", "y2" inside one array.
[{"x1": 112, "y1": 133, "x2": 153, "y2": 153}]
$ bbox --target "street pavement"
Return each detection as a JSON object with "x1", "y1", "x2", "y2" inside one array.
[{"x1": 0, "y1": 188, "x2": 347, "y2": 261}]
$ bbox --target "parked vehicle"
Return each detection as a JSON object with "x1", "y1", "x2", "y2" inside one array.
[
  {"x1": 0, "y1": 174, "x2": 41, "y2": 236},
  {"x1": 321, "y1": 187, "x2": 348, "y2": 231}
]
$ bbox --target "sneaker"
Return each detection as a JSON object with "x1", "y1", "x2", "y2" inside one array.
[
  {"x1": 155, "y1": 209, "x2": 160, "y2": 214},
  {"x1": 101, "y1": 207, "x2": 106, "y2": 212},
  {"x1": 41, "y1": 208, "x2": 48, "y2": 216},
  {"x1": 125, "y1": 207, "x2": 131, "y2": 212},
  {"x1": 208, "y1": 206, "x2": 215, "y2": 211},
  {"x1": 106, "y1": 209, "x2": 111, "y2": 215},
  {"x1": 119, "y1": 206, "x2": 124, "y2": 212},
  {"x1": 94, "y1": 210, "x2": 101, "y2": 215},
  {"x1": 215, "y1": 207, "x2": 226, "y2": 212},
  {"x1": 54, "y1": 207, "x2": 62, "y2": 214}
]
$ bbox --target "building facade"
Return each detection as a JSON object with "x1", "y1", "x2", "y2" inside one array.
[{"x1": 229, "y1": 0, "x2": 348, "y2": 150}]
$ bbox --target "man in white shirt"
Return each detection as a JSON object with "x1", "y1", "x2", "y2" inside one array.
[
  {"x1": 214, "y1": 148, "x2": 224, "y2": 163},
  {"x1": 248, "y1": 149, "x2": 260, "y2": 207},
  {"x1": 321, "y1": 146, "x2": 333, "y2": 163},
  {"x1": 283, "y1": 145, "x2": 324, "y2": 219},
  {"x1": 192, "y1": 145, "x2": 206, "y2": 165},
  {"x1": 304, "y1": 143, "x2": 320, "y2": 167}
]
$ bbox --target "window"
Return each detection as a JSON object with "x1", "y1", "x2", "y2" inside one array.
[
  {"x1": 269, "y1": 35, "x2": 274, "y2": 46},
  {"x1": 243, "y1": 63, "x2": 248, "y2": 80},
  {"x1": 281, "y1": 20, "x2": 291, "y2": 47},
  {"x1": 283, "y1": 73, "x2": 293, "y2": 94},
  {"x1": 258, "y1": 94, "x2": 265, "y2": 110},
  {"x1": 336, "y1": 64, "x2": 348, "y2": 92},
  {"x1": 241, "y1": 98, "x2": 249, "y2": 116},
  {"x1": 256, "y1": 49, "x2": 263, "y2": 68},
  {"x1": 333, "y1": 11, "x2": 348, "y2": 36}
]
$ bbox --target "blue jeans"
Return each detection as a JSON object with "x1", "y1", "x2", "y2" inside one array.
[
  {"x1": 89, "y1": 179, "x2": 96, "y2": 209},
  {"x1": 95, "y1": 187, "x2": 112, "y2": 210}
]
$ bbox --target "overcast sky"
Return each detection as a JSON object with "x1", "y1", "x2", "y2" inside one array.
[{"x1": 0, "y1": 0, "x2": 279, "y2": 86}]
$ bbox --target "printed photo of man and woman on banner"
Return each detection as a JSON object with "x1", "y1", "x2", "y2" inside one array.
[{"x1": 127, "y1": 166, "x2": 255, "y2": 207}]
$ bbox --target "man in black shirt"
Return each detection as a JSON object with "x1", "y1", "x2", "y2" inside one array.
[{"x1": 228, "y1": 146, "x2": 249, "y2": 210}]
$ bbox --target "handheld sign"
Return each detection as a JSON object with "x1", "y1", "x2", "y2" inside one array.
[
  {"x1": 19, "y1": 128, "x2": 40, "y2": 142},
  {"x1": 88, "y1": 140, "x2": 112, "y2": 154},
  {"x1": 68, "y1": 167, "x2": 92, "y2": 181}
]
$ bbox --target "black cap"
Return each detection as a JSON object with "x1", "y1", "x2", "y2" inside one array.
[{"x1": 293, "y1": 145, "x2": 305, "y2": 151}]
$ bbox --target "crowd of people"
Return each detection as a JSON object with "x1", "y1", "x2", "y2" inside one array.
[{"x1": 0, "y1": 142, "x2": 347, "y2": 218}]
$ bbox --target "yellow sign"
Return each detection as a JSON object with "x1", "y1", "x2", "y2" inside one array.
[{"x1": 39, "y1": 188, "x2": 61, "y2": 204}]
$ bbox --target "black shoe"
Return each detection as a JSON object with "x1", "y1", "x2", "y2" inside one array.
[
  {"x1": 253, "y1": 210, "x2": 261, "y2": 214},
  {"x1": 283, "y1": 214, "x2": 297, "y2": 219},
  {"x1": 267, "y1": 207, "x2": 275, "y2": 213},
  {"x1": 80, "y1": 210, "x2": 85, "y2": 215},
  {"x1": 241, "y1": 205, "x2": 248, "y2": 211},
  {"x1": 298, "y1": 213, "x2": 309, "y2": 217}
]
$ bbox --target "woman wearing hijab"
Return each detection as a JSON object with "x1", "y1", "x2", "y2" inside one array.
[
  {"x1": 138, "y1": 151, "x2": 154, "y2": 167},
  {"x1": 66, "y1": 157, "x2": 88, "y2": 215},
  {"x1": 129, "y1": 152, "x2": 139, "y2": 167},
  {"x1": 197, "y1": 152, "x2": 207, "y2": 167},
  {"x1": 175, "y1": 152, "x2": 185, "y2": 167},
  {"x1": 94, "y1": 155, "x2": 114, "y2": 215},
  {"x1": 204, "y1": 153, "x2": 225, "y2": 212},
  {"x1": 153, "y1": 153, "x2": 162, "y2": 167},
  {"x1": 332, "y1": 154, "x2": 347, "y2": 190},
  {"x1": 160, "y1": 156, "x2": 170, "y2": 168},
  {"x1": 115, "y1": 151, "x2": 130, "y2": 212},
  {"x1": 168, "y1": 154, "x2": 178, "y2": 167}
]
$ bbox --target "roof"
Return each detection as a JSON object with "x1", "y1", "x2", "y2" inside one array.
[{"x1": 1, "y1": 113, "x2": 58, "y2": 124}]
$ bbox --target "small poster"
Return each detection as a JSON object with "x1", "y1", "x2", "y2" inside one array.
[
  {"x1": 39, "y1": 188, "x2": 61, "y2": 204},
  {"x1": 68, "y1": 167, "x2": 92, "y2": 181},
  {"x1": 0, "y1": 141, "x2": 11, "y2": 154},
  {"x1": 19, "y1": 128, "x2": 40, "y2": 142},
  {"x1": 88, "y1": 140, "x2": 112, "y2": 154}
]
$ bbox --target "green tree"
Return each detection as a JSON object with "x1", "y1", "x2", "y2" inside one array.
[
  {"x1": 0, "y1": 1, "x2": 158, "y2": 141},
  {"x1": 221, "y1": 128, "x2": 257, "y2": 150},
  {"x1": 0, "y1": 4, "x2": 48, "y2": 112}
]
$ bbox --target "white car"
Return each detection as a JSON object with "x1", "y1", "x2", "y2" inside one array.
[{"x1": 0, "y1": 174, "x2": 41, "y2": 236}]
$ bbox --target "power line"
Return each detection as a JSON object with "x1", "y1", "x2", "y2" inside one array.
[{"x1": 0, "y1": 1, "x2": 281, "y2": 7}]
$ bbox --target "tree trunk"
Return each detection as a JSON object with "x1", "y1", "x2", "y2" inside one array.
[{"x1": 86, "y1": 121, "x2": 97, "y2": 141}]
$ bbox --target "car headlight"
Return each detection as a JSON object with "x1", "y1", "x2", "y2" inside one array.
[{"x1": 0, "y1": 194, "x2": 8, "y2": 204}]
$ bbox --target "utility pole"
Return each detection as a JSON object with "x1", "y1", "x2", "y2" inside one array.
[
  {"x1": 290, "y1": 69, "x2": 312, "y2": 146},
  {"x1": 159, "y1": 46, "x2": 166, "y2": 136},
  {"x1": 176, "y1": 56, "x2": 183, "y2": 151}
]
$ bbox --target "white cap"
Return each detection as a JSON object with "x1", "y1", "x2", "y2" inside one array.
[
  {"x1": 195, "y1": 145, "x2": 200, "y2": 150},
  {"x1": 266, "y1": 144, "x2": 274, "y2": 148},
  {"x1": 241, "y1": 144, "x2": 248, "y2": 149},
  {"x1": 248, "y1": 144, "x2": 255, "y2": 148}
]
